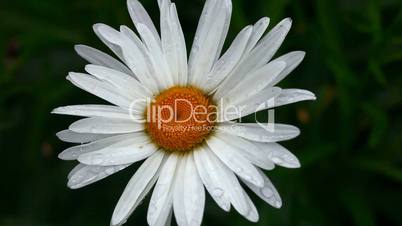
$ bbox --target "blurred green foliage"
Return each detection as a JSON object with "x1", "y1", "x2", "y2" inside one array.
[{"x1": 1, "y1": 0, "x2": 402, "y2": 225}]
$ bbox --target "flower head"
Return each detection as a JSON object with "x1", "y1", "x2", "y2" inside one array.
[{"x1": 53, "y1": 0, "x2": 316, "y2": 225}]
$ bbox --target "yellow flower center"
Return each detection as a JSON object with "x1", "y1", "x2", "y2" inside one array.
[{"x1": 145, "y1": 86, "x2": 217, "y2": 152}]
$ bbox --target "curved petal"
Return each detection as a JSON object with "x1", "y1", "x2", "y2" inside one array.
[
  {"x1": 68, "y1": 164, "x2": 130, "y2": 189},
  {"x1": 188, "y1": 0, "x2": 232, "y2": 87},
  {"x1": 85, "y1": 64, "x2": 153, "y2": 99},
  {"x1": 241, "y1": 168, "x2": 282, "y2": 208},
  {"x1": 137, "y1": 23, "x2": 174, "y2": 90},
  {"x1": 215, "y1": 132, "x2": 275, "y2": 170},
  {"x1": 67, "y1": 73, "x2": 133, "y2": 108},
  {"x1": 160, "y1": 0, "x2": 188, "y2": 86},
  {"x1": 207, "y1": 135, "x2": 264, "y2": 187},
  {"x1": 52, "y1": 105, "x2": 134, "y2": 120},
  {"x1": 268, "y1": 51, "x2": 306, "y2": 86},
  {"x1": 242, "y1": 191, "x2": 259, "y2": 222},
  {"x1": 183, "y1": 154, "x2": 205, "y2": 225},
  {"x1": 147, "y1": 153, "x2": 178, "y2": 226},
  {"x1": 255, "y1": 142, "x2": 301, "y2": 168},
  {"x1": 127, "y1": 0, "x2": 160, "y2": 43},
  {"x1": 204, "y1": 26, "x2": 252, "y2": 93},
  {"x1": 272, "y1": 89, "x2": 317, "y2": 108},
  {"x1": 58, "y1": 133, "x2": 135, "y2": 160},
  {"x1": 111, "y1": 152, "x2": 165, "y2": 226},
  {"x1": 169, "y1": 3, "x2": 188, "y2": 86},
  {"x1": 244, "y1": 17, "x2": 270, "y2": 53},
  {"x1": 218, "y1": 123, "x2": 300, "y2": 143},
  {"x1": 96, "y1": 24, "x2": 159, "y2": 93},
  {"x1": 249, "y1": 17, "x2": 293, "y2": 69},
  {"x1": 215, "y1": 18, "x2": 292, "y2": 97},
  {"x1": 194, "y1": 146, "x2": 231, "y2": 212},
  {"x1": 172, "y1": 157, "x2": 187, "y2": 226},
  {"x1": 93, "y1": 24, "x2": 125, "y2": 63},
  {"x1": 201, "y1": 147, "x2": 257, "y2": 222},
  {"x1": 69, "y1": 117, "x2": 144, "y2": 134},
  {"x1": 78, "y1": 135, "x2": 157, "y2": 166},
  {"x1": 218, "y1": 87, "x2": 281, "y2": 122},
  {"x1": 56, "y1": 130, "x2": 110, "y2": 144},
  {"x1": 215, "y1": 61, "x2": 286, "y2": 103},
  {"x1": 74, "y1": 45, "x2": 133, "y2": 76}
]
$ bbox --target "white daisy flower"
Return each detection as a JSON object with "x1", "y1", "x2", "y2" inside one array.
[{"x1": 53, "y1": 0, "x2": 316, "y2": 225}]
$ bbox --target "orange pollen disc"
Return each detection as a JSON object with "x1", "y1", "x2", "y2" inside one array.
[{"x1": 145, "y1": 86, "x2": 217, "y2": 152}]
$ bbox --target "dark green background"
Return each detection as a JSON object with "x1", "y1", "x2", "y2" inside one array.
[{"x1": 1, "y1": 0, "x2": 401, "y2": 225}]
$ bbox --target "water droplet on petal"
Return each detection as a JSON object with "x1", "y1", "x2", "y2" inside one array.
[
  {"x1": 261, "y1": 187, "x2": 273, "y2": 198},
  {"x1": 212, "y1": 188, "x2": 224, "y2": 197},
  {"x1": 148, "y1": 203, "x2": 157, "y2": 215},
  {"x1": 271, "y1": 157, "x2": 283, "y2": 164},
  {"x1": 235, "y1": 167, "x2": 243, "y2": 173},
  {"x1": 275, "y1": 201, "x2": 281, "y2": 208}
]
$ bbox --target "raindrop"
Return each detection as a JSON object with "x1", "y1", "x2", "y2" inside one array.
[
  {"x1": 148, "y1": 203, "x2": 157, "y2": 215},
  {"x1": 260, "y1": 187, "x2": 273, "y2": 198},
  {"x1": 274, "y1": 201, "x2": 281, "y2": 208},
  {"x1": 90, "y1": 156, "x2": 104, "y2": 165},
  {"x1": 271, "y1": 157, "x2": 283, "y2": 164},
  {"x1": 212, "y1": 188, "x2": 224, "y2": 197},
  {"x1": 234, "y1": 167, "x2": 243, "y2": 174}
]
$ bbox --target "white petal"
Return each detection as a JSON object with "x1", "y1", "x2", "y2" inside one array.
[
  {"x1": 93, "y1": 24, "x2": 125, "y2": 63},
  {"x1": 69, "y1": 117, "x2": 144, "y2": 134},
  {"x1": 215, "y1": 132, "x2": 275, "y2": 170},
  {"x1": 242, "y1": 191, "x2": 259, "y2": 222},
  {"x1": 68, "y1": 164, "x2": 130, "y2": 189},
  {"x1": 172, "y1": 158, "x2": 187, "y2": 226},
  {"x1": 52, "y1": 105, "x2": 133, "y2": 120},
  {"x1": 85, "y1": 64, "x2": 153, "y2": 99},
  {"x1": 249, "y1": 18, "x2": 293, "y2": 69},
  {"x1": 120, "y1": 27, "x2": 161, "y2": 94},
  {"x1": 203, "y1": 26, "x2": 252, "y2": 93},
  {"x1": 200, "y1": 147, "x2": 254, "y2": 221},
  {"x1": 67, "y1": 163, "x2": 86, "y2": 180},
  {"x1": 169, "y1": 3, "x2": 188, "y2": 86},
  {"x1": 97, "y1": 24, "x2": 159, "y2": 93},
  {"x1": 215, "y1": 61, "x2": 286, "y2": 103},
  {"x1": 218, "y1": 123, "x2": 300, "y2": 143},
  {"x1": 74, "y1": 45, "x2": 133, "y2": 76},
  {"x1": 164, "y1": 209, "x2": 173, "y2": 226},
  {"x1": 188, "y1": 0, "x2": 232, "y2": 87},
  {"x1": 67, "y1": 72, "x2": 132, "y2": 108},
  {"x1": 241, "y1": 168, "x2": 282, "y2": 208},
  {"x1": 160, "y1": 0, "x2": 177, "y2": 84},
  {"x1": 148, "y1": 154, "x2": 178, "y2": 226},
  {"x1": 214, "y1": 0, "x2": 232, "y2": 63},
  {"x1": 215, "y1": 18, "x2": 292, "y2": 97},
  {"x1": 272, "y1": 89, "x2": 316, "y2": 108},
  {"x1": 245, "y1": 17, "x2": 270, "y2": 53},
  {"x1": 127, "y1": 0, "x2": 160, "y2": 43},
  {"x1": 160, "y1": 1, "x2": 188, "y2": 86},
  {"x1": 218, "y1": 87, "x2": 281, "y2": 122},
  {"x1": 256, "y1": 142, "x2": 301, "y2": 168},
  {"x1": 183, "y1": 154, "x2": 205, "y2": 226},
  {"x1": 194, "y1": 147, "x2": 231, "y2": 212},
  {"x1": 207, "y1": 136, "x2": 264, "y2": 187},
  {"x1": 56, "y1": 130, "x2": 109, "y2": 144},
  {"x1": 58, "y1": 133, "x2": 135, "y2": 160},
  {"x1": 137, "y1": 23, "x2": 174, "y2": 90},
  {"x1": 111, "y1": 152, "x2": 165, "y2": 226},
  {"x1": 268, "y1": 51, "x2": 306, "y2": 86},
  {"x1": 78, "y1": 135, "x2": 157, "y2": 166}
]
